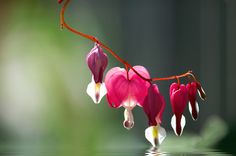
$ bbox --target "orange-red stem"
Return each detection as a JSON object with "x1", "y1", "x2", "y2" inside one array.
[{"x1": 59, "y1": 0, "x2": 199, "y2": 84}]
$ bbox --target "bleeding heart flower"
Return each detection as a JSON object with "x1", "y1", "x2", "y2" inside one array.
[
  {"x1": 105, "y1": 66, "x2": 150, "y2": 129},
  {"x1": 143, "y1": 84, "x2": 166, "y2": 146},
  {"x1": 186, "y1": 82, "x2": 199, "y2": 120},
  {"x1": 169, "y1": 83, "x2": 188, "y2": 136},
  {"x1": 86, "y1": 43, "x2": 108, "y2": 104},
  {"x1": 105, "y1": 66, "x2": 150, "y2": 109}
]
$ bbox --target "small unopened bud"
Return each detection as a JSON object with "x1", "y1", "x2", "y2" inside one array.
[
  {"x1": 86, "y1": 43, "x2": 108, "y2": 84},
  {"x1": 196, "y1": 82, "x2": 206, "y2": 101}
]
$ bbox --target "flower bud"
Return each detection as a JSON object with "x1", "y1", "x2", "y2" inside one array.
[
  {"x1": 86, "y1": 43, "x2": 108, "y2": 84},
  {"x1": 186, "y1": 82, "x2": 199, "y2": 120},
  {"x1": 196, "y1": 82, "x2": 206, "y2": 101},
  {"x1": 169, "y1": 83, "x2": 188, "y2": 136},
  {"x1": 142, "y1": 84, "x2": 165, "y2": 126}
]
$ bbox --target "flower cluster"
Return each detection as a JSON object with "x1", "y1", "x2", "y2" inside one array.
[
  {"x1": 86, "y1": 44, "x2": 206, "y2": 147},
  {"x1": 58, "y1": 0, "x2": 206, "y2": 147},
  {"x1": 169, "y1": 82, "x2": 206, "y2": 136}
]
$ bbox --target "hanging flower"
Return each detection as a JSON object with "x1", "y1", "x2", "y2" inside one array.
[
  {"x1": 105, "y1": 66, "x2": 150, "y2": 129},
  {"x1": 143, "y1": 84, "x2": 166, "y2": 147},
  {"x1": 86, "y1": 43, "x2": 108, "y2": 104},
  {"x1": 196, "y1": 82, "x2": 206, "y2": 101},
  {"x1": 169, "y1": 83, "x2": 188, "y2": 136},
  {"x1": 186, "y1": 82, "x2": 199, "y2": 120}
]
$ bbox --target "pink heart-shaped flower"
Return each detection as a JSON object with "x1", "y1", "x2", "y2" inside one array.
[{"x1": 105, "y1": 66, "x2": 150, "y2": 109}]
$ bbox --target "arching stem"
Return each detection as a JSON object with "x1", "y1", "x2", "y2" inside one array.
[{"x1": 58, "y1": 0, "x2": 200, "y2": 84}]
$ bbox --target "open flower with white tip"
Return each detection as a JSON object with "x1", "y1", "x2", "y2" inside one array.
[
  {"x1": 143, "y1": 84, "x2": 166, "y2": 146},
  {"x1": 86, "y1": 43, "x2": 108, "y2": 104}
]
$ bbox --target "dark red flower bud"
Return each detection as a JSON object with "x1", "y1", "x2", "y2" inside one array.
[
  {"x1": 169, "y1": 83, "x2": 188, "y2": 136},
  {"x1": 142, "y1": 84, "x2": 165, "y2": 126},
  {"x1": 186, "y1": 82, "x2": 199, "y2": 120},
  {"x1": 86, "y1": 43, "x2": 108, "y2": 83},
  {"x1": 196, "y1": 82, "x2": 206, "y2": 101}
]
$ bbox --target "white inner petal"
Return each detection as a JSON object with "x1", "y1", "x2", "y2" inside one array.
[
  {"x1": 188, "y1": 101, "x2": 199, "y2": 121},
  {"x1": 196, "y1": 101, "x2": 199, "y2": 115},
  {"x1": 197, "y1": 86, "x2": 206, "y2": 100},
  {"x1": 86, "y1": 77, "x2": 107, "y2": 104},
  {"x1": 99, "y1": 82, "x2": 107, "y2": 102},
  {"x1": 145, "y1": 125, "x2": 166, "y2": 147},
  {"x1": 188, "y1": 102, "x2": 192, "y2": 116},
  {"x1": 145, "y1": 126, "x2": 157, "y2": 147},
  {"x1": 171, "y1": 115, "x2": 186, "y2": 136},
  {"x1": 123, "y1": 108, "x2": 134, "y2": 130},
  {"x1": 181, "y1": 115, "x2": 186, "y2": 135},
  {"x1": 171, "y1": 115, "x2": 177, "y2": 135},
  {"x1": 158, "y1": 125, "x2": 166, "y2": 144}
]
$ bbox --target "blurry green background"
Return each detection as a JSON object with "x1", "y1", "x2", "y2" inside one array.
[{"x1": 0, "y1": 0, "x2": 235, "y2": 155}]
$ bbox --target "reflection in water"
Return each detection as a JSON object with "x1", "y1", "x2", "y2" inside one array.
[
  {"x1": 144, "y1": 146, "x2": 231, "y2": 156},
  {"x1": 145, "y1": 147, "x2": 167, "y2": 156},
  {"x1": 0, "y1": 144, "x2": 231, "y2": 156}
]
